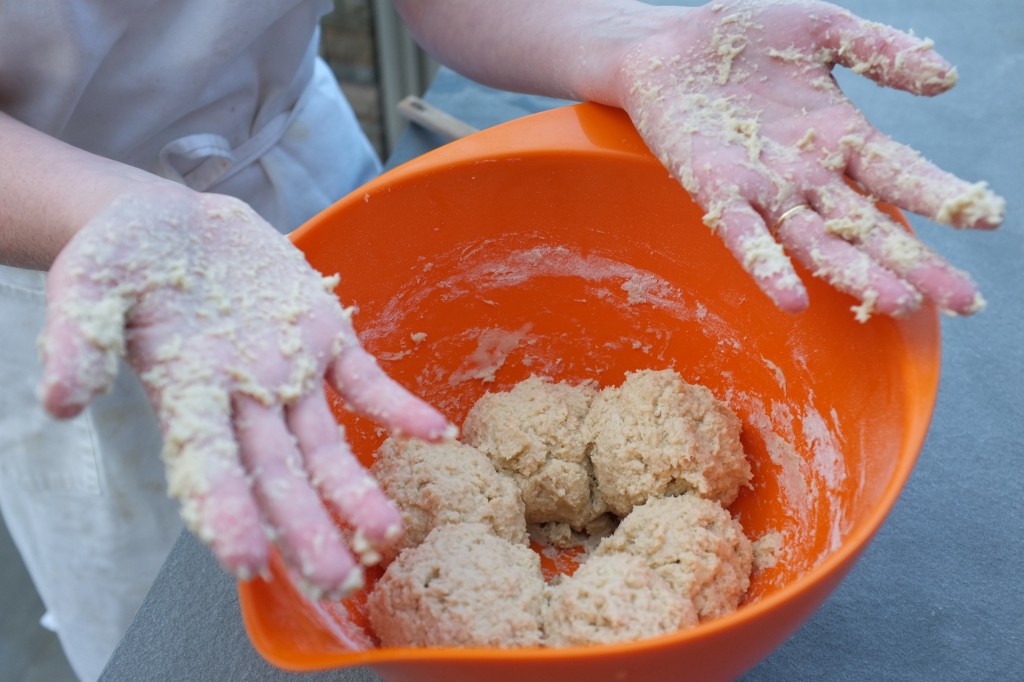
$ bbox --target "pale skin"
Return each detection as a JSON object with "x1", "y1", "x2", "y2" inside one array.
[
  {"x1": 396, "y1": 0, "x2": 1004, "y2": 315},
  {"x1": 0, "y1": 1, "x2": 1005, "y2": 598}
]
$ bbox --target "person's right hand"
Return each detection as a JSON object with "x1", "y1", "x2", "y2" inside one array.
[{"x1": 38, "y1": 186, "x2": 453, "y2": 598}]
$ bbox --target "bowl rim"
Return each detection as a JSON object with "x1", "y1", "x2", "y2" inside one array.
[{"x1": 240, "y1": 102, "x2": 942, "y2": 670}]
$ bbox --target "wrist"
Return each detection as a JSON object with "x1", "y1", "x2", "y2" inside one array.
[
  {"x1": 62, "y1": 168, "x2": 196, "y2": 243},
  {"x1": 0, "y1": 109, "x2": 202, "y2": 270},
  {"x1": 37, "y1": 172, "x2": 197, "y2": 271},
  {"x1": 572, "y1": 3, "x2": 697, "y2": 107}
]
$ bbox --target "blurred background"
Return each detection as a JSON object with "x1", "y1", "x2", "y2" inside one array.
[
  {"x1": 322, "y1": 0, "x2": 437, "y2": 158},
  {"x1": 0, "y1": 3, "x2": 420, "y2": 680}
]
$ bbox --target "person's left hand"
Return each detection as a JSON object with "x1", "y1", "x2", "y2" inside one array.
[{"x1": 612, "y1": 0, "x2": 1004, "y2": 319}]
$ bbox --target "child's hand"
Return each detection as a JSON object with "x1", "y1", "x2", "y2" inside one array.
[{"x1": 39, "y1": 188, "x2": 452, "y2": 598}]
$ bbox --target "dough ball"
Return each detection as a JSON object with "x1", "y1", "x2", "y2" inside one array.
[
  {"x1": 543, "y1": 554, "x2": 697, "y2": 647},
  {"x1": 463, "y1": 376, "x2": 605, "y2": 529},
  {"x1": 368, "y1": 523, "x2": 545, "y2": 648},
  {"x1": 584, "y1": 368, "x2": 750, "y2": 515},
  {"x1": 370, "y1": 437, "x2": 527, "y2": 554},
  {"x1": 594, "y1": 494, "x2": 753, "y2": 621}
]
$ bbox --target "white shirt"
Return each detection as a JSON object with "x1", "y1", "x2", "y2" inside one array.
[
  {"x1": 0, "y1": 4, "x2": 382, "y2": 679},
  {"x1": 0, "y1": 0, "x2": 380, "y2": 230}
]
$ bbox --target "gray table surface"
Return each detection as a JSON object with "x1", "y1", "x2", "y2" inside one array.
[{"x1": 100, "y1": 1, "x2": 1023, "y2": 680}]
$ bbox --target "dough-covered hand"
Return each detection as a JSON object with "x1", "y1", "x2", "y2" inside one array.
[
  {"x1": 618, "y1": 0, "x2": 1004, "y2": 318},
  {"x1": 38, "y1": 188, "x2": 452, "y2": 597}
]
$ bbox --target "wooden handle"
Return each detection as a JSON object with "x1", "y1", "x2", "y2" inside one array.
[{"x1": 397, "y1": 95, "x2": 479, "y2": 141}]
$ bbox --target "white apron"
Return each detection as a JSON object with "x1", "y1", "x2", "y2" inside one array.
[{"x1": 0, "y1": 2, "x2": 381, "y2": 679}]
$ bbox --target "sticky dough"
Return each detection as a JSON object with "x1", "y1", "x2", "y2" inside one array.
[
  {"x1": 462, "y1": 376, "x2": 605, "y2": 529},
  {"x1": 368, "y1": 523, "x2": 545, "y2": 648},
  {"x1": 543, "y1": 553, "x2": 698, "y2": 647},
  {"x1": 369, "y1": 437, "x2": 527, "y2": 556},
  {"x1": 594, "y1": 494, "x2": 753, "y2": 621},
  {"x1": 367, "y1": 369, "x2": 758, "y2": 648},
  {"x1": 585, "y1": 369, "x2": 751, "y2": 515}
]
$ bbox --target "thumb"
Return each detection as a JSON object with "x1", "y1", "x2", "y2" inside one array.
[{"x1": 39, "y1": 256, "x2": 131, "y2": 419}]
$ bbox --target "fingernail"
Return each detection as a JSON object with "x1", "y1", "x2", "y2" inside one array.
[
  {"x1": 323, "y1": 566, "x2": 366, "y2": 601},
  {"x1": 384, "y1": 523, "x2": 403, "y2": 542},
  {"x1": 943, "y1": 291, "x2": 986, "y2": 317},
  {"x1": 340, "y1": 566, "x2": 365, "y2": 594},
  {"x1": 966, "y1": 292, "x2": 987, "y2": 314},
  {"x1": 431, "y1": 423, "x2": 460, "y2": 441},
  {"x1": 350, "y1": 529, "x2": 383, "y2": 567}
]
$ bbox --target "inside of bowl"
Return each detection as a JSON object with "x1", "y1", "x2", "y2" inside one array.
[{"x1": 244, "y1": 119, "x2": 938, "y2": 665}]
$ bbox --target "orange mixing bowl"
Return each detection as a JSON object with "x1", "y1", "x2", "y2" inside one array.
[{"x1": 238, "y1": 103, "x2": 940, "y2": 682}]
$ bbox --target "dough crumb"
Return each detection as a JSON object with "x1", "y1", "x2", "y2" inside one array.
[
  {"x1": 752, "y1": 532, "x2": 783, "y2": 571},
  {"x1": 529, "y1": 513, "x2": 618, "y2": 552},
  {"x1": 936, "y1": 181, "x2": 1005, "y2": 228}
]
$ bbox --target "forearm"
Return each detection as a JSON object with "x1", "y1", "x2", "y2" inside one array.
[
  {"x1": 393, "y1": 0, "x2": 688, "y2": 105},
  {"x1": 0, "y1": 111, "x2": 182, "y2": 270}
]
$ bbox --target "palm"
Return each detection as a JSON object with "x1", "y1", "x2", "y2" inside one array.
[
  {"x1": 620, "y1": 0, "x2": 1003, "y2": 317},
  {"x1": 40, "y1": 190, "x2": 451, "y2": 597}
]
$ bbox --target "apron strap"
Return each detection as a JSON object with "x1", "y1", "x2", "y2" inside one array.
[{"x1": 158, "y1": 73, "x2": 315, "y2": 193}]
